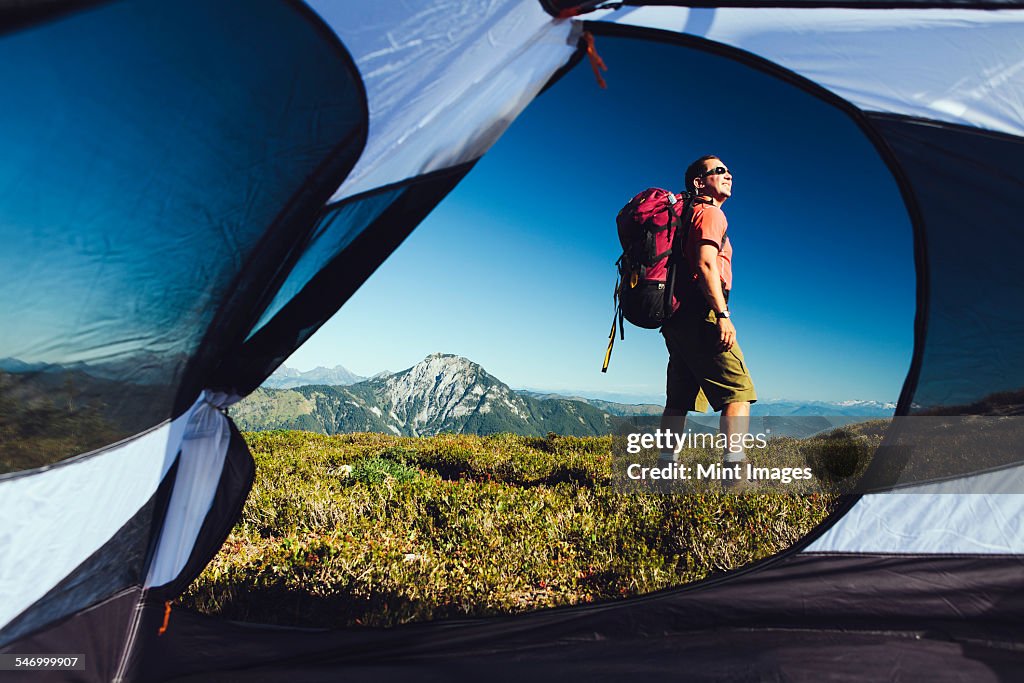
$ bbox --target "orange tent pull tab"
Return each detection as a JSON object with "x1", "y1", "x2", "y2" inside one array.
[
  {"x1": 157, "y1": 601, "x2": 172, "y2": 636},
  {"x1": 583, "y1": 31, "x2": 607, "y2": 89}
]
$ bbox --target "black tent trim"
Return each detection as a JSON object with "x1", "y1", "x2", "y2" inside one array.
[
  {"x1": 868, "y1": 111, "x2": 1024, "y2": 145},
  {"x1": 0, "y1": 587, "x2": 145, "y2": 683},
  {"x1": 542, "y1": 0, "x2": 1024, "y2": 15},
  {"x1": 0, "y1": 0, "x2": 111, "y2": 36}
]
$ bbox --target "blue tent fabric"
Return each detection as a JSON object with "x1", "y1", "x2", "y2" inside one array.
[{"x1": 0, "y1": 0, "x2": 367, "y2": 471}]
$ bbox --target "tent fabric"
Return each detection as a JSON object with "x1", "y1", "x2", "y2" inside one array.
[
  {"x1": 0, "y1": 480, "x2": 170, "y2": 653},
  {"x1": 155, "y1": 631, "x2": 1017, "y2": 683},
  {"x1": 0, "y1": 391, "x2": 246, "y2": 648},
  {"x1": 806, "y1": 490, "x2": 1024, "y2": 554},
  {"x1": 2, "y1": 0, "x2": 1024, "y2": 680},
  {"x1": 4, "y1": 588, "x2": 146, "y2": 683},
  {"x1": 0, "y1": 416, "x2": 187, "y2": 640},
  {"x1": 130, "y1": 553, "x2": 1024, "y2": 681},
  {"x1": 546, "y1": 0, "x2": 1024, "y2": 11},
  {"x1": 145, "y1": 392, "x2": 239, "y2": 589},
  {"x1": 587, "y1": 7, "x2": 1024, "y2": 137},
  {"x1": 0, "y1": 0, "x2": 366, "y2": 658},
  {"x1": 0, "y1": 0, "x2": 368, "y2": 471},
  {"x1": 864, "y1": 115, "x2": 1024, "y2": 411},
  {"x1": 306, "y1": 0, "x2": 578, "y2": 203},
  {"x1": 790, "y1": 116, "x2": 1024, "y2": 549},
  {"x1": 0, "y1": 419, "x2": 253, "y2": 676},
  {"x1": 146, "y1": 421, "x2": 255, "y2": 602}
]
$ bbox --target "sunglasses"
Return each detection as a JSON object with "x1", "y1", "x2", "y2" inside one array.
[{"x1": 701, "y1": 166, "x2": 730, "y2": 178}]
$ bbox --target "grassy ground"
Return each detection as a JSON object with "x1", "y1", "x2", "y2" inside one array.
[{"x1": 180, "y1": 429, "x2": 878, "y2": 628}]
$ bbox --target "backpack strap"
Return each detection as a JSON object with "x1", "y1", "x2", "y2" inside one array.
[
  {"x1": 672, "y1": 195, "x2": 726, "y2": 277},
  {"x1": 662, "y1": 193, "x2": 696, "y2": 318},
  {"x1": 602, "y1": 271, "x2": 624, "y2": 373},
  {"x1": 664, "y1": 195, "x2": 684, "y2": 317},
  {"x1": 601, "y1": 314, "x2": 616, "y2": 373}
]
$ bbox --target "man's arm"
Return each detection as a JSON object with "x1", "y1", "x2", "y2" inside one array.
[{"x1": 696, "y1": 242, "x2": 736, "y2": 351}]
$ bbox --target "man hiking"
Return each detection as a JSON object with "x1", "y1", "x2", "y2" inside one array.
[{"x1": 659, "y1": 155, "x2": 757, "y2": 485}]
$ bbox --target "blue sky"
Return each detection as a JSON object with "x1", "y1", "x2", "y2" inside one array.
[{"x1": 286, "y1": 36, "x2": 915, "y2": 405}]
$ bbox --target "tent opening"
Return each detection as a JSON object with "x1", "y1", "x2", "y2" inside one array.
[{"x1": 179, "y1": 35, "x2": 914, "y2": 630}]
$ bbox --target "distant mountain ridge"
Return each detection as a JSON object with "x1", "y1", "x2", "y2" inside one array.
[
  {"x1": 751, "y1": 398, "x2": 896, "y2": 417},
  {"x1": 235, "y1": 353, "x2": 613, "y2": 437},
  {"x1": 238, "y1": 353, "x2": 895, "y2": 438},
  {"x1": 266, "y1": 362, "x2": 894, "y2": 419},
  {"x1": 262, "y1": 364, "x2": 366, "y2": 389},
  {"x1": 520, "y1": 391, "x2": 894, "y2": 419}
]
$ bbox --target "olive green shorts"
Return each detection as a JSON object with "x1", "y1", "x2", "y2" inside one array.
[{"x1": 661, "y1": 308, "x2": 758, "y2": 413}]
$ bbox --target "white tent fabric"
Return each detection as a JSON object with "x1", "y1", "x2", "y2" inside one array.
[
  {"x1": 145, "y1": 391, "x2": 239, "y2": 588},
  {"x1": 0, "y1": 415, "x2": 188, "y2": 631},
  {"x1": 310, "y1": 0, "x2": 578, "y2": 202},
  {"x1": 589, "y1": 7, "x2": 1024, "y2": 137},
  {"x1": 0, "y1": 389, "x2": 241, "y2": 631},
  {"x1": 807, "y1": 491, "x2": 1024, "y2": 554}
]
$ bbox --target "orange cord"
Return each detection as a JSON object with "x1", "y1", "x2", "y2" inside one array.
[
  {"x1": 157, "y1": 601, "x2": 172, "y2": 636},
  {"x1": 583, "y1": 31, "x2": 608, "y2": 89}
]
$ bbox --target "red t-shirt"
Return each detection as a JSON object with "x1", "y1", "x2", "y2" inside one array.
[{"x1": 685, "y1": 202, "x2": 732, "y2": 292}]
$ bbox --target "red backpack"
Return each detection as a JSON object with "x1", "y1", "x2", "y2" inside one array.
[{"x1": 602, "y1": 188, "x2": 706, "y2": 372}]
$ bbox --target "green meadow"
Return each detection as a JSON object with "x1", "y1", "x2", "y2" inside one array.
[{"x1": 181, "y1": 428, "x2": 881, "y2": 628}]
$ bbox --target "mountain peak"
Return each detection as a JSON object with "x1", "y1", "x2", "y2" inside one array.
[
  {"x1": 369, "y1": 353, "x2": 518, "y2": 435},
  {"x1": 415, "y1": 352, "x2": 479, "y2": 369},
  {"x1": 395, "y1": 353, "x2": 491, "y2": 390}
]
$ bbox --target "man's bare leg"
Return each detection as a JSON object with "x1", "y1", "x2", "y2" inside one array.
[
  {"x1": 659, "y1": 406, "x2": 686, "y2": 463},
  {"x1": 720, "y1": 401, "x2": 751, "y2": 484}
]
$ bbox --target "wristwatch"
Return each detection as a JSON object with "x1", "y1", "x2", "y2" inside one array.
[{"x1": 717, "y1": 310, "x2": 731, "y2": 319}]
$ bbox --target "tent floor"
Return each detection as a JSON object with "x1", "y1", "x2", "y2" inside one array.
[
  {"x1": 138, "y1": 553, "x2": 1024, "y2": 682},
  {"x1": 147, "y1": 616, "x2": 1023, "y2": 682}
]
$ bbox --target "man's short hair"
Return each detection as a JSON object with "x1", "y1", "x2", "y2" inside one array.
[{"x1": 685, "y1": 154, "x2": 720, "y2": 193}]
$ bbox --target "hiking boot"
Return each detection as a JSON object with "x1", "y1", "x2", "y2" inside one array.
[
  {"x1": 658, "y1": 451, "x2": 679, "y2": 465},
  {"x1": 720, "y1": 459, "x2": 752, "y2": 492}
]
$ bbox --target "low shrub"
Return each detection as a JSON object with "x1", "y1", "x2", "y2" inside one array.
[{"x1": 180, "y1": 430, "x2": 845, "y2": 629}]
